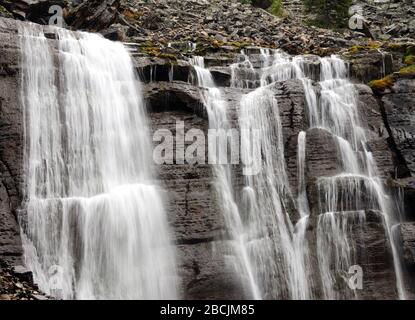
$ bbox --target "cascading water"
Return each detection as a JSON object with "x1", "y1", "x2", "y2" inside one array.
[
  {"x1": 195, "y1": 48, "x2": 407, "y2": 300},
  {"x1": 19, "y1": 23, "x2": 179, "y2": 300},
  {"x1": 189, "y1": 56, "x2": 261, "y2": 300},
  {"x1": 312, "y1": 56, "x2": 406, "y2": 300},
  {"x1": 297, "y1": 131, "x2": 309, "y2": 217},
  {"x1": 190, "y1": 52, "x2": 314, "y2": 299},
  {"x1": 239, "y1": 88, "x2": 311, "y2": 299}
]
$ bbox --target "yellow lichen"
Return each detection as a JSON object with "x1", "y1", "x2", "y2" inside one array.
[
  {"x1": 227, "y1": 41, "x2": 251, "y2": 48},
  {"x1": 347, "y1": 41, "x2": 381, "y2": 55},
  {"x1": 348, "y1": 45, "x2": 365, "y2": 54},
  {"x1": 369, "y1": 75, "x2": 395, "y2": 91},
  {"x1": 367, "y1": 40, "x2": 381, "y2": 50},
  {"x1": 157, "y1": 53, "x2": 177, "y2": 60},
  {"x1": 123, "y1": 9, "x2": 142, "y2": 22}
]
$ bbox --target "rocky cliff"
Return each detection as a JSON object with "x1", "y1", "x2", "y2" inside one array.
[{"x1": 0, "y1": 0, "x2": 415, "y2": 300}]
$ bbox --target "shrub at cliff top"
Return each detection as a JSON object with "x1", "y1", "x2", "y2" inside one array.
[{"x1": 303, "y1": 0, "x2": 353, "y2": 29}]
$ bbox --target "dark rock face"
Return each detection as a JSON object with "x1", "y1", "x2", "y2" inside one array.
[
  {"x1": 371, "y1": 78, "x2": 415, "y2": 222},
  {"x1": 305, "y1": 210, "x2": 398, "y2": 300},
  {"x1": 356, "y1": 84, "x2": 396, "y2": 179},
  {"x1": 146, "y1": 82, "x2": 244, "y2": 299},
  {"x1": 353, "y1": 210, "x2": 398, "y2": 300},
  {"x1": 400, "y1": 222, "x2": 415, "y2": 270},
  {"x1": 381, "y1": 79, "x2": 415, "y2": 176},
  {"x1": 0, "y1": 18, "x2": 24, "y2": 266},
  {"x1": 65, "y1": 0, "x2": 120, "y2": 31},
  {"x1": 344, "y1": 52, "x2": 395, "y2": 84}
]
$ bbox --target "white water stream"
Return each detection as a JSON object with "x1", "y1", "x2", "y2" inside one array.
[
  {"x1": 191, "y1": 49, "x2": 406, "y2": 300},
  {"x1": 19, "y1": 24, "x2": 179, "y2": 300}
]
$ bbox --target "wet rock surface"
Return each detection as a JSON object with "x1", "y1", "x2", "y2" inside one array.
[
  {"x1": 0, "y1": 19, "x2": 24, "y2": 268},
  {"x1": 0, "y1": 0, "x2": 415, "y2": 299},
  {"x1": 400, "y1": 222, "x2": 415, "y2": 269},
  {"x1": 380, "y1": 79, "x2": 415, "y2": 176}
]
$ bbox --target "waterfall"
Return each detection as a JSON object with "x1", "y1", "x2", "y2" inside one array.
[
  {"x1": 297, "y1": 131, "x2": 309, "y2": 217},
  {"x1": 312, "y1": 56, "x2": 406, "y2": 300},
  {"x1": 190, "y1": 52, "x2": 313, "y2": 299},
  {"x1": 19, "y1": 24, "x2": 179, "y2": 300},
  {"x1": 199, "y1": 48, "x2": 406, "y2": 300},
  {"x1": 239, "y1": 88, "x2": 311, "y2": 299},
  {"x1": 189, "y1": 56, "x2": 261, "y2": 299}
]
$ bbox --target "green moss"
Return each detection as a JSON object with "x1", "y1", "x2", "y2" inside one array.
[
  {"x1": 0, "y1": 5, "x2": 13, "y2": 18},
  {"x1": 404, "y1": 55, "x2": 415, "y2": 65},
  {"x1": 141, "y1": 46, "x2": 160, "y2": 57},
  {"x1": 227, "y1": 41, "x2": 251, "y2": 48},
  {"x1": 348, "y1": 45, "x2": 365, "y2": 54},
  {"x1": 369, "y1": 75, "x2": 395, "y2": 91},
  {"x1": 140, "y1": 40, "x2": 154, "y2": 48},
  {"x1": 303, "y1": 0, "x2": 353, "y2": 29},
  {"x1": 387, "y1": 43, "x2": 410, "y2": 54},
  {"x1": 367, "y1": 41, "x2": 381, "y2": 50},
  {"x1": 157, "y1": 53, "x2": 177, "y2": 60},
  {"x1": 268, "y1": 0, "x2": 285, "y2": 17},
  {"x1": 347, "y1": 41, "x2": 381, "y2": 55},
  {"x1": 405, "y1": 45, "x2": 415, "y2": 56},
  {"x1": 138, "y1": 40, "x2": 163, "y2": 57},
  {"x1": 399, "y1": 65, "x2": 415, "y2": 77}
]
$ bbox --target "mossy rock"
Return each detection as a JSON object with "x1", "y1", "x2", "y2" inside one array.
[
  {"x1": 157, "y1": 53, "x2": 178, "y2": 61},
  {"x1": 347, "y1": 41, "x2": 381, "y2": 55},
  {"x1": 399, "y1": 65, "x2": 415, "y2": 77},
  {"x1": 0, "y1": 5, "x2": 13, "y2": 18},
  {"x1": 348, "y1": 45, "x2": 366, "y2": 54},
  {"x1": 387, "y1": 43, "x2": 415, "y2": 55},
  {"x1": 404, "y1": 55, "x2": 415, "y2": 65},
  {"x1": 369, "y1": 75, "x2": 395, "y2": 91},
  {"x1": 405, "y1": 45, "x2": 415, "y2": 56},
  {"x1": 387, "y1": 43, "x2": 408, "y2": 53},
  {"x1": 227, "y1": 41, "x2": 252, "y2": 49}
]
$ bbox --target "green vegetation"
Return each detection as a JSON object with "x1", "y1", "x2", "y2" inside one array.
[
  {"x1": 269, "y1": 0, "x2": 285, "y2": 16},
  {"x1": 387, "y1": 43, "x2": 415, "y2": 55},
  {"x1": 0, "y1": 5, "x2": 13, "y2": 18},
  {"x1": 368, "y1": 65, "x2": 415, "y2": 92},
  {"x1": 227, "y1": 41, "x2": 252, "y2": 48},
  {"x1": 399, "y1": 65, "x2": 415, "y2": 77},
  {"x1": 239, "y1": 0, "x2": 285, "y2": 17},
  {"x1": 303, "y1": 0, "x2": 353, "y2": 28},
  {"x1": 404, "y1": 55, "x2": 415, "y2": 65},
  {"x1": 347, "y1": 41, "x2": 381, "y2": 54}
]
